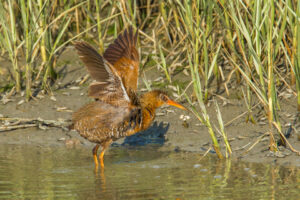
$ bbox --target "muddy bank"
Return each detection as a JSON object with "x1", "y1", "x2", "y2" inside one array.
[{"x1": 1, "y1": 46, "x2": 299, "y2": 167}]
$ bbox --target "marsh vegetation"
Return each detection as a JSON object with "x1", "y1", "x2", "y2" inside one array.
[{"x1": 0, "y1": 0, "x2": 299, "y2": 158}]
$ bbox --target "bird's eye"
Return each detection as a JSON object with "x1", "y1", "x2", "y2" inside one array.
[{"x1": 160, "y1": 94, "x2": 168, "y2": 102}]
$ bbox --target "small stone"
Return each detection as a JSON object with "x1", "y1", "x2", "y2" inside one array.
[
  {"x1": 50, "y1": 96, "x2": 57, "y2": 101},
  {"x1": 214, "y1": 175, "x2": 222, "y2": 179},
  {"x1": 174, "y1": 146, "x2": 181, "y2": 152},
  {"x1": 65, "y1": 138, "x2": 81, "y2": 147},
  {"x1": 284, "y1": 113, "x2": 292, "y2": 118},
  {"x1": 58, "y1": 137, "x2": 66, "y2": 141},
  {"x1": 168, "y1": 85, "x2": 177, "y2": 92},
  {"x1": 17, "y1": 100, "x2": 25, "y2": 105},
  {"x1": 259, "y1": 117, "x2": 266, "y2": 121},
  {"x1": 166, "y1": 109, "x2": 175, "y2": 113},
  {"x1": 154, "y1": 77, "x2": 163, "y2": 82},
  {"x1": 75, "y1": 78, "x2": 82, "y2": 83},
  {"x1": 156, "y1": 112, "x2": 165, "y2": 116},
  {"x1": 38, "y1": 124, "x2": 47, "y2": 130},
  {"x1": 56, "y1": 107, "x2": 68, "y2": 111},
  {"x1": 183, "y1": 69, "x2": 189, "y2": 76},
  {"x1": 140, "y1": 88, "x2": 148, "y2": 92},
  {"x1": 163, "y1": 121, "x2": 169, "y2": 125},
  {"x1": 172, "y1": 92, "x2": 179, "y2": 98},
  {"x1": 193, "y1": 164, "x2": 201, "y2": 168},
  {"x1": 36, "y1": 94, "x2": 44, "y2": 99},
  {"x1": 275, "y1": 151, "x2": 287, "y2": 158},
  {"x1": 258, "y1": 121, "x2": 267, "y2": 125},
  {"x1": 180, "y1": 115, "x2": 190, "y2": 121},
  {"x1": 69, "y1": 86, "x2": 80, "y2": 90}
]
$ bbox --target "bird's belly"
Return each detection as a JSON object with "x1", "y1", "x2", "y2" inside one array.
[{"x1": 76, "y1": 123, "x2": 133, "y2": 144}]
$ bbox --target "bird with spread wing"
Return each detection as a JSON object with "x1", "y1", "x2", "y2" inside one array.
[{"x1": 72, "y1": 26, "x2": 186, "y2": 169}]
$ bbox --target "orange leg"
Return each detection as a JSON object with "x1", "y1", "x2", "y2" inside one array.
[
  {"x1": 92, "y1": 144, "x2": 100, "y2": 168},
  {"x1": 99, "y1": 139, "x2": 112, "y2": 168}
]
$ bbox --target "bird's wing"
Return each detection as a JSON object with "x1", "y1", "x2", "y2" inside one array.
[
  {"x1": 103, "y1": 26, "x2": 139, "y2": 92},
  {"x1": 73, "y1": 101, "x2": 142, "y2": 143},
  {"x1": 74, "y1": 41, "x2": 130, "y2": 106}
]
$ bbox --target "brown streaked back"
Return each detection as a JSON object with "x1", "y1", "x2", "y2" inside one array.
[{"x1": 72, "y1": 101, "x2": 142, "y2": 143}]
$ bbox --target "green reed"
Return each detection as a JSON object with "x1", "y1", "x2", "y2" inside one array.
[
  {"x1": 219, "y1": 0, "x2": 295, "y2": 148},
  {"x1": 169, "y1": 0, "x2": 230, "y2": 158},
  {"x1": 296, "y1": 0, "x2": 300, "y2": 111},
  {"x1": 187, "y1": 51, "x2": 223, "y2": 159},
  {"x1": 20, "y1": 0, "x2": 34, "y2": 100},
  {"x1": 0, "y1": 1, "x2": 21, "y2": 93},
  {"x1": 0, "y1": 0, "x2": 86, "y2": 99}
]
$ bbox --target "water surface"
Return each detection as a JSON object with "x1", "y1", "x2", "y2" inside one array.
[{"x1": 0, "y1": 144, "x2": 299, "y2": 200}]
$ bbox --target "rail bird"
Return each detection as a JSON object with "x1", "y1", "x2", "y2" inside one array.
[{"x1": 72, "y1": 27, "x2": 186, "y2": 168}]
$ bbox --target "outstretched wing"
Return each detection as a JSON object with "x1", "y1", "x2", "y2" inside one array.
[
  {"x1": 103, "y1": 26, "x2": 139, "y2": 92},
  {"x1": 74, "y1": 41, "x2": 130, "y2": 106}
]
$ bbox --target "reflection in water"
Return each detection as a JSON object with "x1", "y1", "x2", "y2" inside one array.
[
  {"x1": 95, "y1": 166, "x2": 106, "y2": 194},
  {"x1": 0, "y1": 144, "x2": 299, "y2": 199}
]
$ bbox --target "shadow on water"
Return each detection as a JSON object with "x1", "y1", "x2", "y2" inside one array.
[
  {"x1": 121, "y1": 121, "x2": 169, "y2": 146},
  {"x1": 106, "y1": 122, "x2": 170, "y2": 166}
]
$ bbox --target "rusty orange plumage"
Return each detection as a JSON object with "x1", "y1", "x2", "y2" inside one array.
[{"x1": 72, "y1": 26, "x2": 186, "y2": 168}]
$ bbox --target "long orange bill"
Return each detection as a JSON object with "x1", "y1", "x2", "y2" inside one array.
[{"x1": 167, "y1": 99, "x2": 187, "y2": 110}]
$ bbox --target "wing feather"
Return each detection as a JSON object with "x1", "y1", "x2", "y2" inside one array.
[
  {"x1": 73, "y1": 42, "x2": 108, "y2": 82},
  {"x1": 74, "y1": 41, "x2": 130, "y2": 105},
  {"x1": 103, "y1": 26, "x2": 139, "y2": 91}
]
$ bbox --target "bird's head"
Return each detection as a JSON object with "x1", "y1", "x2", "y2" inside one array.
[{"x1": 141, "y1": 90, "x2": 186, "y2": 110}]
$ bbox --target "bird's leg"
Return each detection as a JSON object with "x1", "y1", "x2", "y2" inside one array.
[
  {"x1": 99, "y1": 139, "x2": 112, "y2": 168},
  {"x1": 92, "y1": 144, "x2": 100, "y2": 168}
]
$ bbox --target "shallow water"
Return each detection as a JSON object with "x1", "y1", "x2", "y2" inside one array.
[{"x1": 0, "y1": 144, "x2": 299, "y2": 200}]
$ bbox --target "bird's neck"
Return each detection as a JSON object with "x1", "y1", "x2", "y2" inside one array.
[
  {"x1": 139, "y1": 93, "x2": 159, "y2": 130},
  {"x1": 141, "y1": 103, "x2": 156, "y2": 130}
]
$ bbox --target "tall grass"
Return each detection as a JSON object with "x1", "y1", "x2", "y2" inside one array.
[
  {"x1": 0, "y1": 1, "x2": 85, "y2": 99},
  {"x1": 296, "y1": 0, "x2": 300, "y2": 111},
  {"x1": 0, "y1": 1, "x2": 21, "y2": 93},
  {"x1": 0, "y1": 0, "x2": 299, "y2": 157}
]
